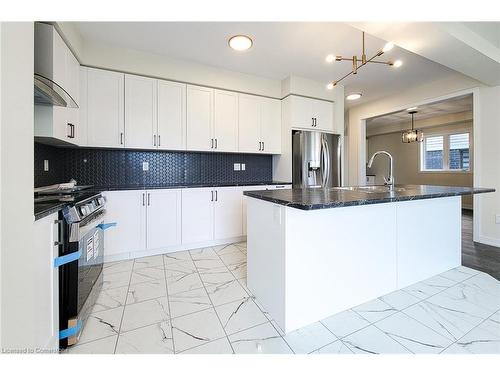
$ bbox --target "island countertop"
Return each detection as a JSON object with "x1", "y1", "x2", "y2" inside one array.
[{"x1": 243, "y1": 184, "x2": 495, "y2": 210}]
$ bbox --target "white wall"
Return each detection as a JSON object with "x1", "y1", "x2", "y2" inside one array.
[
  {"x1": 367, "y1": 122, "x2": 474, "y2": 208},
  {"x1": 347, "y1": 75, "x2": 500, "y2": 246},
  {"x1": 0, "y1": 22, "x2": 35, "y2": 350},
  {"x1": 474, "y1": 85, "x2": 500, "y2": 246},
  {"x1": 346, "y1": 73, "x2": 479, "y2": 186}
]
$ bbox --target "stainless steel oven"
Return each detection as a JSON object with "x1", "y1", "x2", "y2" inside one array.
[{"x1": 59, "y1": 192, "x2": 106, "y2": 348}]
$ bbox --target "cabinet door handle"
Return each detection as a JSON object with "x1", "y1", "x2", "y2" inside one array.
[
  {"x1": 211, "y1": 138, "x2": 214, "y2": 149},
  {"x1": 262, "y1": 141, "x2": 265, "y2": 151},
  {"x1": 211, "y1": 190, "x2": 214, "y2": 201},
  {"x1": 258, "y1": 141, "x2": 261, "y2": 151},
  {"x1": 120, "y1": 132, "x2": 124, "y2": 145},
  {"x1": 215, "y1": 190, "x2": 218, "y2": 201},
  {"x1": 71, "y1": 124, "x2": 75, "y2": 138},
  {"x1": 147, "y1": 193, "x2": 151, "y2": 206},
  {"x1": 153, "y1": 135, "x2": 156, "y2": 146},
  {"x1": 142, "y1": 193, "x2": 145, "y2": 206},
  {"x1": 158, "y1": 135, "x2": 161, "y2": 147},
  {"x1": 215, "y1": 138, "x2": 218, "y2": 149}
]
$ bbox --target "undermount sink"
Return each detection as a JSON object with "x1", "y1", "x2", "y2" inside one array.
[{"x1": 332, "y1": 186, "x2": 407, "y2": 194}]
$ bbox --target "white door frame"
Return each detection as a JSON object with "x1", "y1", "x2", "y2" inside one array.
[{"x1": 356, "y1": 87, "x2": 481, "y2": 242}]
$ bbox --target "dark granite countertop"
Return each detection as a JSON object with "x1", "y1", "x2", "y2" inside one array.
[
  {"x1": 35, "y1": 181, "x2": 292, "y2": 220},
  {"x1": 90, "y1": 181, "x2": 291, "y2": 191},
  {"x1": 34, "y1": 202, "x2": 66, "y2": 221},
  {"x1": 243, "y1": 184, "x2": 495, "y2": 211}
]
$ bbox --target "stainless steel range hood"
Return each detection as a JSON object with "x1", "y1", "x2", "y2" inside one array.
[{"x1": 34, "y1": 73, "x2": 78, "y2": 108}]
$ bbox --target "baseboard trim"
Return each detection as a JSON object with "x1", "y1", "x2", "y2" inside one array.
[
  {"x1": 476, "y1": 235, "x2": 500, "y2": 248},
  {"x1": 103, "y1": 236, "x2": 246, "y2": 263}
]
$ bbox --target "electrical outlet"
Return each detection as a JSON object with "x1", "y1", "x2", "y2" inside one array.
[
  {"x1": 241, "y1": 163, "x2": 246, "y2": 171},
  {"x1": 496, "y1": 214, "x2": 500, "y2": 224},
  {"x1": 233, "y1": 163, "x2": 241, "y2": 171},
  {"x1": 43, "y1": 160, "x2": 49, "y2": 172},
  {"x1": 142, "y1": 162, "x2": 149, "y2": 171}
]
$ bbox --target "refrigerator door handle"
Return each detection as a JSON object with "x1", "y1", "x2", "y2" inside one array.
[{"x1": 321, "y1": 136, "x2": 331, "y2": 187}]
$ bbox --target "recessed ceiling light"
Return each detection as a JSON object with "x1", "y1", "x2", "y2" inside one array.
[
  {"x1": 326, "y1": 82, "x2": 334, "y2": 90},
  {"x1": 228, "y1": 35, "x2": 253, "y2": 51},
  {"x1": 392, "y1": 59, "x2": 403, "y2": 68},
  {"x1": 382, "y1": 42, "x2": 394, "y2": 53},
  {"x1": 325, "y1": 54, "x2": 335, "y2": 63},
  {"x1": 407, "y1": 106, "x2": 418, "y2": 111},
  {"x1": 346, "y1": 93, "x2": 362, "y2": 101}
]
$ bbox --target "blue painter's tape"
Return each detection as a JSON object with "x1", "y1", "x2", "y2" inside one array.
[
  {"x1": 97, "y1": 222, "x2": 117, "y2": 230},
  {"x1": 54, "y1": 250, "x2": 81, "y2": 268},
  {"x1": 59, "y1": 320, "x2": 82, "y2": 340}
]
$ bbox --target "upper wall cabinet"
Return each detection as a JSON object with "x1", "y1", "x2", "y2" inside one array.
[
  {"x1": 34, "y1": 23, "x2": 82, "y2": 146},
  {"x1": 157, "y1": 80, "x2": 186, "y2": 151},
  {"x1": 214, "y1": 89, "x2": 238, "y2": 152},
  {"x1": 124, "y1": 74, "x2": 158, "y2": 149},
  {"x1": 289, "y1": 95, "x2": 335, "y2": 133},
  {"x1": 186, "y1": 85, "x2": 214, "y2": 151},
  {"x1": 186, "y1": 85, "x2": 238, "y2": 152},
  {"x1": 84, "y1": 67, "x2": 125, "y2": 148},
  {"x1": 239, "y1": 94, "x2": 281, "y2": 154}
]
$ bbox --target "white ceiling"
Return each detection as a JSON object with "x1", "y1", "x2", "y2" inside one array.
[
  {"x1": 73, "y1": 22, "x2": 468, "y2": 106},
  {"x1": 366, "y1": 94, "x2": 473, "y2": 128}
]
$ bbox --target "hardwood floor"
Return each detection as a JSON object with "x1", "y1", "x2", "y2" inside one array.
[{"x1": 462, "y1": 209, "x2": 500, "y2": 280}]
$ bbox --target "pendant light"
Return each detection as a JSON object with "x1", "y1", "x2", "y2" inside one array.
[{"x1": 402, "y1": 110, "x2": 423, "y2": 143}]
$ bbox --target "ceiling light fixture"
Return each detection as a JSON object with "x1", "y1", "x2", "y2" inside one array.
[
  {"x1": 406, "y1": 106, "x2": 418, "y2": 112},
  {"x1": 326, "y1": 31, "x2": 403, "y2": 87},
  {"x1": 326, "y1": 82, "x2": 334, "y2": 90},
  {"x1": 228, "y1": 35, "x2": 253, "y2": 51},
  {"x1": 346, "y1": 93, "x2": 362, "y2": 101},
  {"x1": 402, "y1": 110, "x2": 423, "y2": 143},
  {"x1": 325, "y1": 54, "x2": 335, "y2": 63}
]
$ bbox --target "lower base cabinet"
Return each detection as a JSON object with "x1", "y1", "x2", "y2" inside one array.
[
  {"x1": 103, "y1": 190, "x2": 146, "y2": 257},
  {"x1": 103, "y1": 185, "x2": 290, "y2": 261}
]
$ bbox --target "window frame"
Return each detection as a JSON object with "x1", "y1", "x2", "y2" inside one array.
[{"x1": 419, "y1": 128, "x2": 473, "y2": 174}]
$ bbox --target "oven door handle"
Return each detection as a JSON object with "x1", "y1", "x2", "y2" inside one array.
[
  {"x1": 54, "y1": 250, "x2": 82, "y2": 268},
  {"x1": 96, "y1": 222, "x2": 117, "y2": 230}
]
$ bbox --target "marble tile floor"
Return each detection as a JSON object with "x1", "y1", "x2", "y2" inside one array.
[{"x1": 67, "y1": 242, "x2": 500, "y2": 354}]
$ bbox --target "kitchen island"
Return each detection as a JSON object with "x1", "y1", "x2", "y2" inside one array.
[{"x1": 244, "y1": 185, "x2": 495, "y2": 333}]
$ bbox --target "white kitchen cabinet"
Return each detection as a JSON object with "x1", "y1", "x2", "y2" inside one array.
[
  {"x1": 241, "y1": 185, "x2": 291, "y2": 234},
  {"x1": 187, "y1": 86, "x2": 238, "y2": 152},
  {"x1": 238, "y1": 94, "x2": 281, "y2": 154},
  {"x1": 33, "y1": 213, "x2": 59, "y2": 351},
  {"x1": 260, "y1": 97, "x2": 281, "y2": 153},
  {"x1": 146, "y1": 189, "x2": 182, "y2": 250},
  {"x1": 238, "y1": 94, "x2": 261, "y2": 152},
  {"x1": 289, "y1": 95, "x2": 334, "y2": 132},
  {"x1": 182, "y1": 188, "x2": 215, "y2": 244},
  {"x1": 214, "y1": 187, "x2": 243, "y2": 240},
  {"x1": 214, "y1": 89, "x2": 238, "y2": 152},
  {"x1": 34, "y1": 23, "x2": 81, "y2": 146},
  {"x1": 125, "y1": 74, "x2": 158, "y2": 149},
  {"x1": 103, "y1": 190, "x2": 146, "y2": 258},
  {"x1": 85, "y1": 68, "x2": 125, "y2": 148},
  {"x1": 187, "y1": 85, "x2": 213, "y2": 151},
  {"x1": 158, "y1": 80, "x2": 186, "y2": 150}
]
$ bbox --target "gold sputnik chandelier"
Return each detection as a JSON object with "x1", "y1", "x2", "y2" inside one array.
[{"x1": 326, "y1": 31, "x2": 403, "y2": 89}]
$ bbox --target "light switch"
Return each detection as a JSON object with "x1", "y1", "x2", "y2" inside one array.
[
  {"x1": 43, "y1": 160, "x2": 49, "y2": 171},
  {"x1": 234, "y1": 163, "x2": 241, "y2": 171},
  {"x1": 142, "y1": 162, "x2": 149, "y2": 171},
  {"x1": 241, "y1": 163, "x2": 246, "y2": 171}
]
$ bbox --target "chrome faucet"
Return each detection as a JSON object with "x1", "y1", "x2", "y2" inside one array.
[{"x1": 367, "y1": 151, "x2": 394, "y2": 191}]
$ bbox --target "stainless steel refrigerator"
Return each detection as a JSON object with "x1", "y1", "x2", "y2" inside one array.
[{"x1": 292, "y1": 130, "x2": 341, "y2": 188}]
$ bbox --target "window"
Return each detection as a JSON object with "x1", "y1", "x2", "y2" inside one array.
[{"x1": 421, "y1": 132, "x2": 471, "y2": 172}]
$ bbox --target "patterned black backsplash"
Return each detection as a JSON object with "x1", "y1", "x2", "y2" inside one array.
[{"x1": 34, "y1": 143, "x2": 273, "y2": 188}]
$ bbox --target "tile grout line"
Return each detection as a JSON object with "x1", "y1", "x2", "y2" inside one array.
[
  {"x1": 187, "y1": 246, "x2": 235, "y2": 354},
  {"x1": 161, "y1": 252, "x2": 176, "y2": 354},
  {"x1": 113, "y1": 258, "x2": 136, "y2": 354}
]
